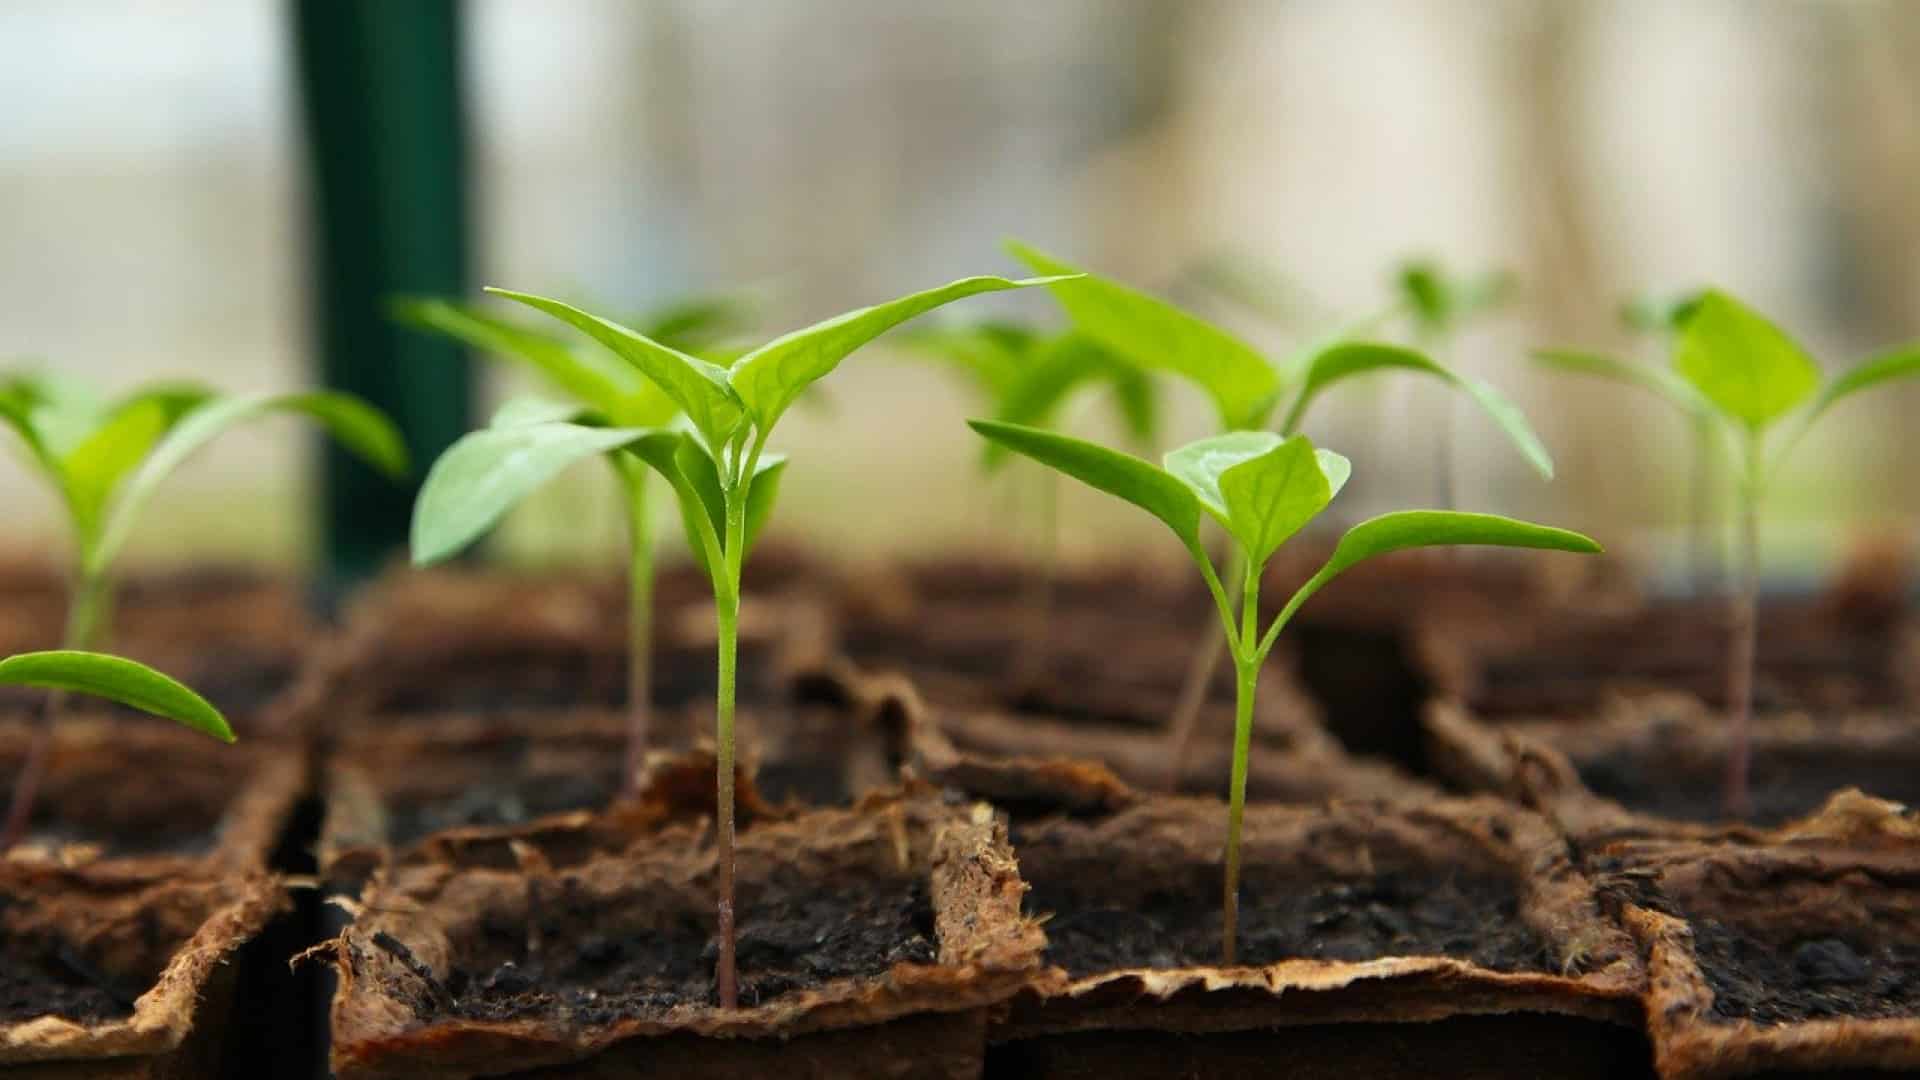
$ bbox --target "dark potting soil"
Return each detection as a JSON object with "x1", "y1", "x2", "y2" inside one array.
[
  {"x1": 0, "y1": 788, "x2": 219, "y2": 858},
  {"x1": 407, "y1": 881, "x2": 935, "y2": 1022},
  {"x1": 1575, "y1": 749, "x2": 1920, "y2": 828},
  {"x1": 1691, "y1": 919, "x2": 1920, "y2": 1026},
  {"x1": 0, "y1": 931, "x2": 141, "y2": 1024},
  {"x1": 1027, "y1": 867, "x2": 1552, "y2": 979},
  {"x1": 366, "y1": 642, "x2": 777, "y2": 719},
  {"x1": 384, "y1": 773, "x2": 623, "y2": 849}
]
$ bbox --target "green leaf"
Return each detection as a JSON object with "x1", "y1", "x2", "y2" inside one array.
[
  {"x1": 662, "y1": 438, "x2": 787, "y2": 583},
  {"x1": 1530, "y1": 348, "x2": 1711, "y2": 416},
  {"x1": 730, "y1": 275, "x2": 1064, "y2": 432},
  {"x1": 1007, "y1": 241, "x2": 1281, "y2": 430},
  {"x1": 1106, "y1": 361, "x2": 1161, "y2": 447},
  {"x1": 639, "y1": 293, "x2": 759, "y2": 354},
  {"x1": 61, "y1": 398, "x2": 172, "y2": 541},
  {"x1": 1801, "y1": 345, "x2": 1920, "y2": 429},
  {"x1": 1282, "y1": 342, "x2": 1554, "y2": 478},
  {"x1": 0, "y1": 386, "x2": 64, "y2": 486},
  {"x1": 411, "y1": 422, "x2": 670, "y2": 565},
  {"x1": 89, "y1": 391, "x2": 408, "y2": 575},
  {"x1": 489, "y1": 396, "x2": 592, "y2": 428},
  {"x1": 980, "y1": 334, "x2": 1117, "y2": 470},
  {"x1": 393, "y1": 297, "x2": 674, "y2": 426},
  {"x1": 1619, "y1": 290, "x2": 1706, "y2": 334},
  {"x1": 1673, "y1": 290, "x2": 1820, "y2": 432},
  {"x1": 1397, "y1": 261, "x2": 1514, "y2": 333},
  {"x1": 895, "y1": 321, "x2": 1032, "y2": 402},
  {"x1": 1163, "y1": 430, "x2": 1285, "y2": 527},
  {"x1": 1216, "y1": 436, "x2": 1348, "y2": 566},
  {"x1": 970, "y1": 419, "x2": 1201, "y2": 547},
  {"x1": 488, "y1": 289, "x2": 741, "y2": 446},
  {"x1": 0, "y1": 650, "x2": 231, "y2": 743}
]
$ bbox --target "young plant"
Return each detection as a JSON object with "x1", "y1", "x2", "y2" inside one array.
[
  {"x1": 1535, "y1": 289, "x2": 1920, "y2": 817},
  {"x1": 0, "y1": 373, "x2": 405, "y2": 849},
  {"x1": 1394, "y1": 258, "x2": 1517, "y2": 509},
  {"x1": 409, "y1": 272, "x2": 1062, "y2": 1008},
  {"x1": 970, "y1": 420, "x2": 1598, "y2": 962},
  {"x1": 394, "y1": 295, "x2": 751, "y2": 794},
  {"x1": 1004, "y1": 244, "x2": 1554, "y2": 785}
]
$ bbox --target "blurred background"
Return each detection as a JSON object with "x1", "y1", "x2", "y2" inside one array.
[{"x1": 2, "y1": 0, "x2": 1916, "y2": 585}]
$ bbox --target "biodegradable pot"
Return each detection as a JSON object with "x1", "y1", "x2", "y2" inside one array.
[
  {"x1": 1426, "y1": 697, "x2": 1920, "y2": 844},
  {"x1": 306, "y1": 564, "x2": 829, "y2": 740},
  {"x1": 325, "y1": 795, "x2": 1044, "y2": 1079},
  {"x1": 1593, "y1": 793, "x2": 1920, "y2": 1078},
  {"x1": 0, "y1": 721, "x2": 301, "y2": 877},
  {"x1": 0, "y1": 865, "x2": 285, "y2": 1078},
  {"x1": 990, "y1": 796, "x2": 1650, "y2": 1079}
]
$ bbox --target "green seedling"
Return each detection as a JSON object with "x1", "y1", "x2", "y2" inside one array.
[
  {"x1": 0, "y1": 372, "x2": 405, "y2": 849},
  {"x1": 0, "y1": 649, "x2": 232, "y2": 852},
  {"x1": 971, "y1": 420, "x2": 1597, "y2": 961},
  {"x1": 1005, "y1": 243, "x2": 1553, "y2": 787},
  {"x1": 1394, "y1": 258, "x2": 1518, "y2": 510},
  {"x1": 1533, "y1": 289, "x2": 1920, "y2": 817},
  {"x1": 1535, "y1": 288, "x2": 1720, "y2": 591},
  {"x1": 394, "y1": 293, "x2": 761, "y2": 795},
  {"x1": 409, "y1": 272, "x2": 1062, "y2": 1008},
  {"x1": 900, "y1": 320, "x2": 1161, "y2": 667}
]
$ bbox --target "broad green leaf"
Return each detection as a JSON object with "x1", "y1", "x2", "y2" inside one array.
[
  {"x1": 61, "y1": 399, "x2": 171, "y2": 541},
  {"x1": 730, "y1": 275, "x2": 1064, "y2": 431},
  {"x1": 1217, "y1": 437, "x2": 1347, "y2": 566},
  {"x1": 393, "y1": 297, "x2": 673, "y2": 426},
  {"x1": 1163, "y1": 430, "x2": 1285, "y2": 527},
  {"x1": 488, "y1": 289, "x2": 740, "y2": 446},
  {"x1": 662, "y1": 438, "x2": 787, "y2": 583},
  {"x1": 1008, "y1": 242, "x2": 1281, "y2": 430},
  {"x1": 0, "y1": 386, "x2": 62, "y2": 483},
  {"x1": 1282, "y1": 342, "x2": 1554, "y2": 478},
  {"x1": 1530, "y1": 348, "x2": 1711, "y2": 416},
  {"x1": 1801, "y1": 345, "x2": 1920, "y2": 430},
  {"x1": 0, "y1": 650, "x2": 231, "y2": 742},
  {"x1": 1674, "y1": 290, "x2": 1819, "y2": 432},
  {"x1": 969, "y1": 420, "x2": 1201, "y2": 547},
  {"x1": 412, "y1": 422, "x2": 674, "y2": 565},
  {"x1": 490, "y1": 396, "x2": 591, "y2": 428},
  {"x1": 91, "y1": 392, "x2": 408, "y2": 575}
]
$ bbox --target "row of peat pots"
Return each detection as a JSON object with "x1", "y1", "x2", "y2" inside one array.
[{"x1": 0, "y1": 542, "x2": 1915, "y2": 1077}]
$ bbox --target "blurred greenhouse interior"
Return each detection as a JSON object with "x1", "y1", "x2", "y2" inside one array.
[{"x1": 2, "y1": 0, "x2": 1916, "y2": 586}]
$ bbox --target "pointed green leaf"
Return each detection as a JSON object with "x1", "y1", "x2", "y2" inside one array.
[
  {"x1": 1674, "y1": 290, "x2": 1820, "y2": 432},
  {"x1": 90, "y1": 391, "x2": 408, "y2": 576},
  {"x1": 61, "y1": 399, "x2": 171, "y2": 541},
  {"x1": 1397, "y1": 261, "x2": 1514, "y2": 333},
  {"x1": 0, "y1": 389, "x2": 60, "y2": 481},
  {"x1": 1803, "y1": 345, "x2": 1920, "y2": 429},
  {"x1": 490, "y1": 396, "x2": 591, "y2": 428},
  {"x1": 1163, "y1": 430, "x2": 1285, "y2": 527},
  {"x1": 969, "y1": 419, "x2": 1201, "y2": 547},
  {"x1": 981, "y1": 334, "x2": 1114, "y2": 470},
  {"x1": 730, "y1": 275, "x2": 1064, "y2": 431},
  {"x1": 1530, "y1": 348, "x2": 1711, "y2": 416},
  {"x1": 411, "y1": 422, "x2": 674, "y2": 565},
  {"x1": 393, "y1": 297, "x2": 673, "y2": 425},
  {"x1": 1217, "y1": 437, "x2": 1347, "y2": 566},
  {"x1": 1007, "y1": 242, "x2": 1281, "y2": 430},
  {"x1": 1282, "y1": 343, "x2": 1553, "y2": 478},
  {"x1": 663, "y1": 438, "x2": 787, "y2": 584},
  {"x1": 488, "y1": 288, "x2": 740, "y2": 445},
  {"x1": 0, "y1": 650, "x2": 232, "y2": 743}
]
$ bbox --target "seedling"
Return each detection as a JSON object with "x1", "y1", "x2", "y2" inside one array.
[
  {"x1": 901, "y1": 320, "x2": 1160, "y2": 665},
  {"x1": 971, "y1": 420, "x2": 1598, "y2": 962},
  {"x1": 1394, "y1": 258, "x2": 1517, "y2": 509},
  {"x1": 1532, "y1": 289, "x2": 1920, "y2": 817},
  {"x1": 394, "y1": 294, "x2": 758, "y2": 793},
  {"x1": 1004, "y1": 244, "x2": 1554, "y2": 785},
  {"x1": 409, "y1": 272, "x2": 1061, "y2": 1008},
  {"x1": 0, "y1": 373, "x2": 405, "y2": 849}
]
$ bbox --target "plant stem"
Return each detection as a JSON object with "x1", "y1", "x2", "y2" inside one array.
[
  {"x1": 1221, "y1": 558, "x2": 1260, "y2": 965},
  {"x1": 0, "y1": 567, "x2": 108, "y2": 853},
  {"x1": 713, "y1": 582, "x2": 740, "y2": 1008},
  {"x1": 1723, "y1": 468, "x2": 1760, "y2": 820},
  {"x1": 1688, "y1": 415, "x2": 1717, "y2": 596},
  {"x1": 614, "y1": 457, "x2": 655, "y2": 798},
  {"x1": 1164, "y1": 544, "x2": 1243, "y2": 792}
]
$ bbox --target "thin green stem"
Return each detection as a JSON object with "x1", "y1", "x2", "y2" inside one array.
[
  {"x1": 1723, "y1": 432, "x2": 1763, "y2": 819},
  {"x1": 711, "y1": 431, "x2": 759, "y2": 1012},
  {"x1": 1222, "y1": 653, "x2": 1258, "y2": 966},
  {"x1": 613, "y1": 457, "x2": 655, "y2": 797}
]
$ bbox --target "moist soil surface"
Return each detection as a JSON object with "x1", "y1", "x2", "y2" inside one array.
[
  {"x1": 0, "y1": 787, "x2": 220, "y2": 858},
  {"x1": 1690, "y1": 919, "x2": 1920, "y2": 1026},
  {"x1": 0, "y1": 930, "x2": 141, "y2": 1024},
  {"x1": 402, "y1": 881, "x2": 935, "y2": 1022},
  {"x1": 1574, "y1": 749, "x2": 1920, "y2": 828},
  {"x1": 384, "y1": 774, "x2": 623, "y2": 849},
  {"x1": 1025, "y1": 862, "x2": 1552, "y2": 978},
  {"x1": 360, "y1": 640, "x2": 780, "y2": 719}
]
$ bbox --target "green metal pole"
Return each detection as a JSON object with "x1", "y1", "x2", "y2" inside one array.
[{"x1": 292, "y1": 0, "x2": 473, "y2": 584}]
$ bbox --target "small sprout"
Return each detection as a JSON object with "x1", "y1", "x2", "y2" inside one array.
[
  {"x1": 1537, "y1": 289, "x2": 1920, "y2": 818},
  {"x1": 413, "y1": 272, "x2": 1064, "y2": 1008},
  {"x1": 971, "y1": 419, "x2": 1598, "y2": 962},
  {"x1": 0, "y1": 373, "x2": 405, "y2": 849},
  {"x1": 1003, "y1": 243, "x2": 1555, "y2": 788},
  {"x1": 0, "y1": 649, "x2": 232, "y2": 851}
]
